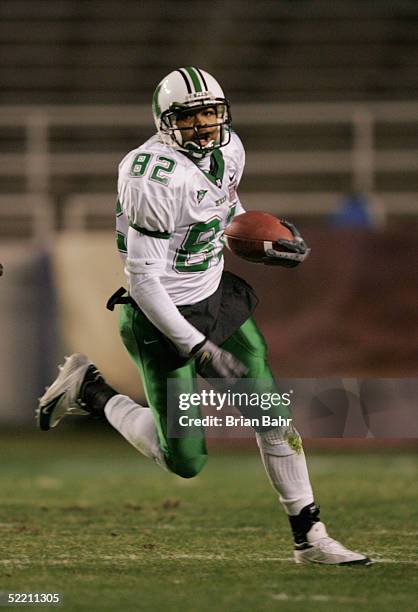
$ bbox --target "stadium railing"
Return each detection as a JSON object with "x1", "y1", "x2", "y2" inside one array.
[{"x1": 1, "y1": 102, "x2": 418, "y2": 239}]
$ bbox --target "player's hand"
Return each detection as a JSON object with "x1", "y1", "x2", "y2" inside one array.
[
  {"x1": 192, "y1": 339, "x2": 248, "y2": 378},
  {"x1": 263, "y1": 219, "x2": 311, "y2": 268}
]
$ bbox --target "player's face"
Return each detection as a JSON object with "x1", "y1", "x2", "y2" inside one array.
[{"x1": 175, "y1": 107, "x2": 220, "y2": 147}]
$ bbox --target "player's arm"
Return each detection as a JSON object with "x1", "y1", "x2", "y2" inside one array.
[
  {"x1": 263, "y1": 220, "x2": 310, "y2": 268},
  {"x1": 125, "y1": 227, "x2": 203, "y2": 353},
  {"x1": 126, "y1": 228, "x2": 246, "y2": 378}
]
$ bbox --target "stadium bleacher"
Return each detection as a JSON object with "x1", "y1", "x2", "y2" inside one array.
[
  {"x1": 1, "y1": 0, "x2": 418, "y2": 237},
  {"x1": 1, "y1": 0, "x2": 417, "y2": 104}
]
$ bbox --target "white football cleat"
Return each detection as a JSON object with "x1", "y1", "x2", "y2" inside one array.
[
  {"x1": 36, "y1": 353, "x2": 99, "y2": 431},
  {"x1": 294, "y1": 522, "x2": 371, "y2": 565}
]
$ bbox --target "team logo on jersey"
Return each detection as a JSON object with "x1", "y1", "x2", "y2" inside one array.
[{"x1": 196, "y1": 189, "x2": 208, "y2": 204}]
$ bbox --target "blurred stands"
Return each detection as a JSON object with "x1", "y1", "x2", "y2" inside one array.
[
  {"x1": 1, "y1": 0, "x2": 418, "y2": 104},
  {"x1": 1, "y1": 102, "x2": 418, "y2": 238},
  {"x1": 1, "y1": 0, "x2": 418, "y2": 237}
]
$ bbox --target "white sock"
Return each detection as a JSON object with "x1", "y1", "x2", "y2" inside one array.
[
  {"x1": 256, "y1": 427, "x2": 314, "y2": 516},
  {"x1": 104, "y1": 394, "x2": 167, "y2": 471}
]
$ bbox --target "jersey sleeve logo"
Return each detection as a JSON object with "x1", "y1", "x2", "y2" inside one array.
[
  {"x1": 228, "y1": 168, "x2": 237, "y2": 202},
  {"x1": 228, "y1": 182, "x2": 237, "y2": 202}
]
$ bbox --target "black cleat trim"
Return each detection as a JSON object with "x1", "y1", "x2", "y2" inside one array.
[
  {"x1": 294, "y1": 542, "x2": 313, "y2": 551},
  {"x1": 338, "y1": 557, "x2": 373, "y2": 566},
  {"x1": 38, "y1": 392, "x2": 66, "y2": 431}
]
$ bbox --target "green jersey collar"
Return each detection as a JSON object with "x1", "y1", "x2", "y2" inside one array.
[{"x1": 185, "y1": 149, "x2": 225, "y2": 188}]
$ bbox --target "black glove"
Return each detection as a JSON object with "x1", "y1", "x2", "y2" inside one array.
[
  {"x1": 263, "y1": 219, "x2": 311, "y2": 268},
  {"x1": 192, "y1": 339, "x2": 248, "y2": 378}
]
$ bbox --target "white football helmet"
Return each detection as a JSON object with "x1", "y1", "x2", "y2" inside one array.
[{"x1": 152, "y1": 67, "x2": 231, "y2": 158}]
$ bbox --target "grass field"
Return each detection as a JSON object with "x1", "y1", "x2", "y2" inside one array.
[{"x1": 1, "y1": 428, "x2": 417, "y2": 611}]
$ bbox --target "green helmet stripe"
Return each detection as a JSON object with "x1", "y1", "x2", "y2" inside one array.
[
  {"x1": 185, "y1": 66, "x2": 203, "y2": 92},
  {"x1": 152, "y1": 83, "x2": 162, "y2": 118}
]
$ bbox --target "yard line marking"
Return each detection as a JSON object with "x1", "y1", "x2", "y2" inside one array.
[
  {"x1": 373, "y1": 530, "x2": 418, "y2": 537},
  {"x1": 155, "y1": 525, "x2": 264, "y2": 532},
  {"x1": 272, "y1": 593, "x2": 368, "y2": 603},
  {"x1": 1, "y1": 554, "x2": 416, "y2": 566},
  {"x1": 372, "y1": 558, "x2": 418, "y2": 565}
]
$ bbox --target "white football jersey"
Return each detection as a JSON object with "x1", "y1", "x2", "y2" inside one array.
[{"x1": 116, "y1": 132, "x2": 245, "y2": 305}]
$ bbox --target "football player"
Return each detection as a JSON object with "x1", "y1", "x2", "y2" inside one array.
[{"x1": 38, "y1": 67, "x2": 370, "y2": 565}]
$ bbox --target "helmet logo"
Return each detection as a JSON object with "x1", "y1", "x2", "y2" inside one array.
[{"x1": 185, "y1": 91, "x2": 211, "y2": 101}]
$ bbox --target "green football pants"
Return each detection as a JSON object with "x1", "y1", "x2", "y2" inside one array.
[{"x1": 119, "y1": 303, "x2": 289, "y2": 478}]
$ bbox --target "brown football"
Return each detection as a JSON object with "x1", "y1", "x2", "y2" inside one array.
[{"x1": 224, "y1": 211, "x2": 293, "y2": 262}]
